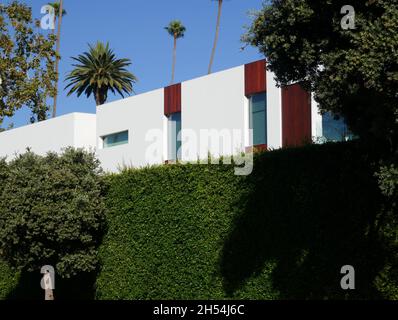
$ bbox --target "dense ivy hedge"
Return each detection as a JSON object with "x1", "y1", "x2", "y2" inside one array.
[
  {"x1": 1, "y1": 142, "x2": 396, "y2": 299},
  {"x1": 96, "y1": 142, "x2": 395, "y2": 300},
  {"x1": 0, "y1": 260, "x2": 18, "y2": 299}
]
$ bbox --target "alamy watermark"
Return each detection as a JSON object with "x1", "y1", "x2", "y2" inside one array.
[
  {"x1": 40, "y1": 5, "x2": 56, "y2": 30},
  {"x1": 145, "y1": 128, "x2": 254, "y2": 176},
  {"x1": 341, "y1": 5, "x2": 356, "y2": 30},
  {"x1": 40, "y1": 265, "x2": 55, "y2": 290},
  {"x1": 340, "y1": 265, "x2": 355, "y2": 290}
]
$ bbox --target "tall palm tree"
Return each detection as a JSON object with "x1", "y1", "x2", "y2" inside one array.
[
  {"x1": 208, "y1": 0, "x2": 224, "y2": 74},
  {"x1": 65, "y1": 42, "x2": 137, "y2": 106},
  {"x1": 165, "y1": 20, "x2": 186, "y2": 85},
  {"x1": 49, "y1": 1, "x2": 67, "y2": 118}
]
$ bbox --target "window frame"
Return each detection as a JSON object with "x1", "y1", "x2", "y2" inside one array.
[{"x1": 101, "y1": 130, "x2": 129, "y2": 149}]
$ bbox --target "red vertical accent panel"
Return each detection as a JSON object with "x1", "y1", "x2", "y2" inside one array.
[
  {"x1": 164, "y1": 83, "x2": 181, "y2": 116},
  {"x1": 282, "y1": 83, "x2": 312, "y2": 147},
  {"x1": 245, "y1": 59, "x2": 267, "y2": 96}
]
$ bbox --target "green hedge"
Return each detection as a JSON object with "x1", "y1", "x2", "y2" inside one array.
[
  {"x1": 1, "y1": 142, "x2": 396, "y2": 299},
  {"x1": 0, "y1": 260, "x2": 19, "y2": 299},
  {"x1": 96, "y1": 142, "x2": 395, "y2": 299}
]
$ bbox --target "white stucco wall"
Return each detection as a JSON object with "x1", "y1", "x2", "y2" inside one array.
[
  {"x1": 181, "y1": 66, "x2": 246, "y2": 162},
  {"x1": 96, "y1": 89, "x2": 165, "y2": 172},
  {"x1": 0, "y1": 113, "x2": 96, "y2": 159},
  {"x1": 266, "y1": 70, "x2": 282, "y2": 150},
  {"x1": 311, "y1": 93, "x2": 323, "y2": 140}
]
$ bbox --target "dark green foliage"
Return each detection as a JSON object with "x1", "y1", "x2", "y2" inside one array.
[
  {"x1": 0, "y1": 148, "x2": 107, "y2": 280},
  {"x1": 96, "y1": 142, "x2": 395, "y2": 299},
  {"x1": 0, "y1": 260, "x2": 18, "y2": 299},
  {"x1": 373, "y1": 163, "x2": 398, "y2": 299}
]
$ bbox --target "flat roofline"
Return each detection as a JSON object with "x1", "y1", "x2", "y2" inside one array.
[
  {"x1": 100, "y1": 59, "x2": 266, "y2": 108},
  {"x1": 0, "y1": 112, "x2": 96, "y2": 135}
]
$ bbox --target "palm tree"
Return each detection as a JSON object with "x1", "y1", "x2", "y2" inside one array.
[
  {"x1": 165, "y1": 20, "x2": 186, "y2": 85},
  {"x1": 49, "y1": 1, "x2": 67, "y2": 118},
  {"x1": 208, "y1": 0, "x2": 224, "y2": 74},
  {"x1": 65, "y1": 42, "x2": 137, "y2": 106}
]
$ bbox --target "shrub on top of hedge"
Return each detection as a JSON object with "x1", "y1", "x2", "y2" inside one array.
[{"x1": 0, "y1": 148, "x2": 107, "y2": 279}]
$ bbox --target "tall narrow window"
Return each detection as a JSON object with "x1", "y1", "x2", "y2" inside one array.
[
  {"x1": 102, "y1": 130, "x2": 128, "y2": 148},
  {"x1": 322, "y1": 112, "x2": 353, "y2": 142},
  {"x1": 168, "y1": 112, "x2": 181, "y2": 161},
  {"x1": 249, "y1": 93, "x2": 267, "y2": 146}
]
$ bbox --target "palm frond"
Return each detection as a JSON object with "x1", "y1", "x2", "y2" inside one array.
[
  {"x1": 165, "y1": 20, "x2": 186, "y2": 39},
  {"x1": 65, "y1": 42, "x2": 138, "y2": 105}
]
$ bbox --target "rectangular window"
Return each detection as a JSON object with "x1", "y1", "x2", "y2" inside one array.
[
  {"x1": 168, "y1": 112, "x2": 181, "y2": 161},
  {"x1": 322, "y1": 112, "x2": 354, "y2": 142},
  {"x1": 249, "y1": 92, "x2": 267, "y2": 146},
  {"x1": 102, "y1": 130, "x2": 129, "y2": 148}
]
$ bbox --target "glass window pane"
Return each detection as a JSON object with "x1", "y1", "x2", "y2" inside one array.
[
  {"x1": 322, "y1": 112, "x2": 353, "y2": 142},
  {"x1": 252, "y1": 110, "x2": 266, "y2": 146},
  {"x1": 168, "y1": 112, "x2": 181, "y2": 161},
  {"x1": 103, "y1": 131, "x2": 128, "y2": 148},
  {"x1": 249, "y1": 93, "x2": 267, "y2": 146},
  {"x1": 251, "y1": 93, "x2": 266, "y2": 113}
]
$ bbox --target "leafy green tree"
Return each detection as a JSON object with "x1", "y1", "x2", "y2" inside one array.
[
  {"x1": 243, "y1": 0, "x2": 397, "y2": 150},
  {"x1": 165, "y1": 20, "x2": 186, "y2": 85},
  {"x1": 0, "y1": 1, "x2": 57, "y2": 126},
  {"x1": 48, "y1": 1, "x2": 66, "y2": 118},
  {"x1": 208, "y1": 0, "x2": 224, "y2": 74},
  {"x1": 0, "y1": 148, "x2": 106, "y2": 279},
  {"x1": 65, "y1": 42, "x2": 137, "y2": 106}
]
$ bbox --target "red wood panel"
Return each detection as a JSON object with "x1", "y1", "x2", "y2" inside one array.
[
  {"x1": 245, "y1": 59, "x2": 267, "y2": 96},
  {"x1": 164, "y1": 83, "x2": 181, "y2": 116},
  {"x1": 282, "y1": 83, "x2": 312, "y2": 147}
]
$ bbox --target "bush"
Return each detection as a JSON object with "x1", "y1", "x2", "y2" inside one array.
[
  {"x1": 0, "y1": 148, "x2": 107, "y2": 281},
  {"x1": 96, "y1": 142, "x2": 395, "y2": 299}
]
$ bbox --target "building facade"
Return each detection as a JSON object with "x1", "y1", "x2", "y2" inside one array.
[{"x1": 0, "y1": 60, "x2": 350, "y2": 172}]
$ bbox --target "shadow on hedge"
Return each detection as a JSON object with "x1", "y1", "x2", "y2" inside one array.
[
  {"x1": 6, "y1": 270, "x2": 98, "y2": 300},
  {"x1": 220, "y1": 143, "x2": 386, "y2": 299}
]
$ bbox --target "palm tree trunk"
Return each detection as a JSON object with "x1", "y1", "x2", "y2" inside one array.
[
  {"x1": 208, "y1": 0, "x2": 223, "y2": 75},
  {"x1": 171, "y1": 35, "x2": 177, "y2": 84},
  {"x1": 95, "y1": 90, "x2": 107, "y2": 106},
  {"x1": 52, "y1": 0, "x2": 64, "y2": 118},
  {"x1": 171, "y1": 35, "x2": 177, "y2": 85},
  {"x1": 95, "y1": 91, "x2": 101, "y2": 106}
]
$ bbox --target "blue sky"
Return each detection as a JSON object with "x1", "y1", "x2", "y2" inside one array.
[{"x1": 5, "y1": 0, "x2": 265, "y2": 129}]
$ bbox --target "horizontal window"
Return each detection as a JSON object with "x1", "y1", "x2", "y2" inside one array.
[{"x1": 102, "y1": 130, "x2": 128, "y2": 148}]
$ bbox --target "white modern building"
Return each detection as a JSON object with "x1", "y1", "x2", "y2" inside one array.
[{"x1": 0, "y1": 60, "x2": 350, "y2": 172}]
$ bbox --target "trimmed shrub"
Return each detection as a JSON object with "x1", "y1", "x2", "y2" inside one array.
[
  {"x1": 0, "y1": 148, "x2": 107, "y2": 284},
  {"x1": 96, "y1": 142, "x2": 394, "y2": 299}
]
